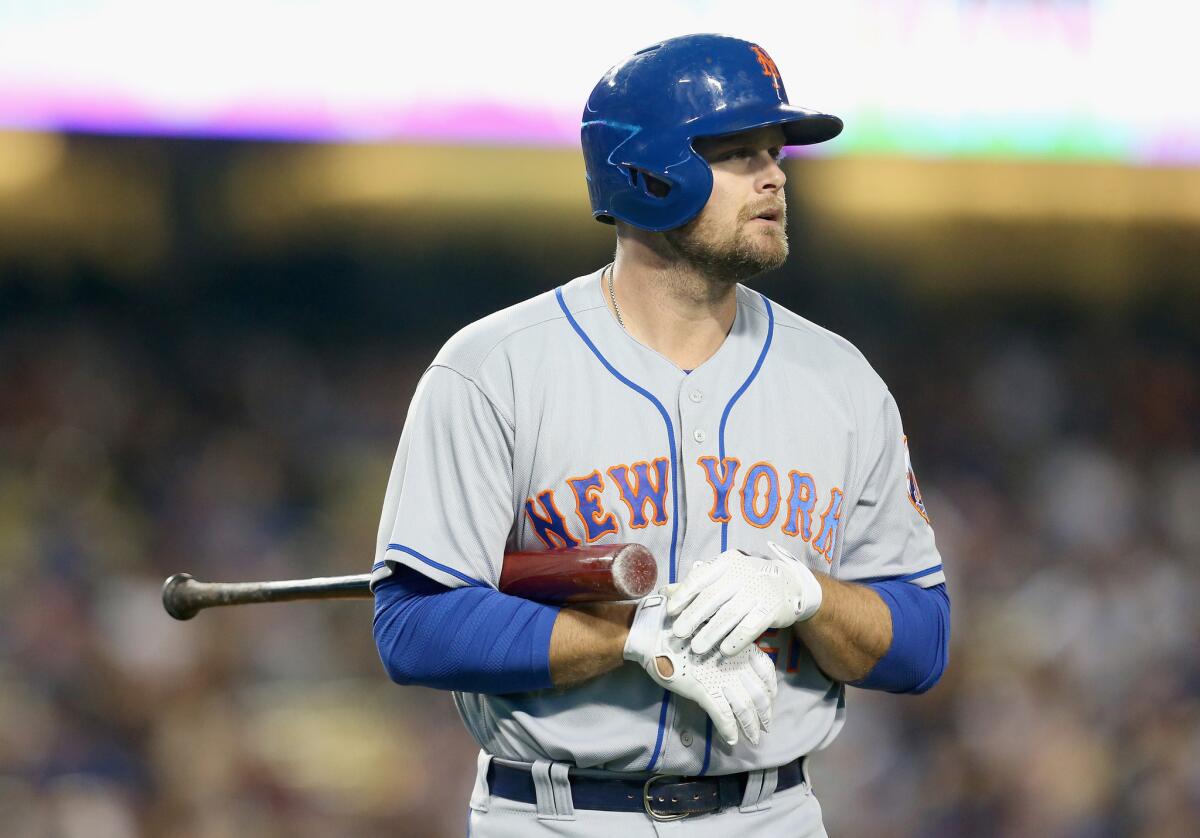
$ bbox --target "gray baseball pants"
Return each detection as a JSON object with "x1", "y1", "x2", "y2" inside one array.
[{"x1": 465, "y1": 752, "x2": 828, "y2": 837}]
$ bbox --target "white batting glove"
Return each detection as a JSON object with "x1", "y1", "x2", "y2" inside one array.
[
  {"x1": 623, "y1": 594, "x2": 778, "y2": 747},
  {"x1": 665, "y1": 542, "x2": 824, "y2": 658}
]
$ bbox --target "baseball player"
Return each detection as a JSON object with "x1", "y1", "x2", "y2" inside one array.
[{"x1": 371, "y1": 34, "x2": 949, "y2": 836}]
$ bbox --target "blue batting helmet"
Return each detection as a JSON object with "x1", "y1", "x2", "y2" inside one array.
[{"x1": 581, "y1": 34, "x2": 843, "y2": 232}]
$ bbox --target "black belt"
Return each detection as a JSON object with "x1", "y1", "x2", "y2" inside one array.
[{"x1": 486, "y1": 756, "x2": 806, "y2": 821}]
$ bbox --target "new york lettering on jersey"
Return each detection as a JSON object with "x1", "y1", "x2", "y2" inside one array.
[{"x1": 523, "y1": 457, "x2": 845, "y2": 563}]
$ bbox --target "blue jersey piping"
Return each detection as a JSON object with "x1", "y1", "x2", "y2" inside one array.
[
  {"x1": 700, "y1": 291, "x2": 774, "y2": 775},
  {"x1": 718, "y1": 293, "x2": 775, "y2": 552},
  {"x1": 855, "y1": 564, "x2": 944, "y2": 585},
  {"x1": 384, "y1": 543, "x2": 488, "y2": 588},
  {"x1": 555, "y1": 285, "x2": 678, "y2": 772}
]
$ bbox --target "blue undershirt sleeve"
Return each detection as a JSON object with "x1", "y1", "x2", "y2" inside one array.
[
  {"x1": 852, "y1": 582, "x2": 950, "y2": 694},
  {"x1": 373, "y1": 565, "x2": 560, "y2": 695}
]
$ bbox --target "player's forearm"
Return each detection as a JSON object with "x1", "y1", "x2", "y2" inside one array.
[
  {"x1": 374, "y1": 569, "x2": 560, "y2": 695},
  {"x1": 549, "y1": 603, "x2": 635, "y2": 689},
  {"x1": 793, "y1": 575, "x2": 892, "y2": 683}
]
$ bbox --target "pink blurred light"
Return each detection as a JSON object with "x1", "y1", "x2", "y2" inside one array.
[{"x1": 0, "y1": 84, "x2": 581, "y2": 145}]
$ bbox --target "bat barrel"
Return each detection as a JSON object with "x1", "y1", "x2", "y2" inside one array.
[
  {"x1": 498, "y1": 543, "x2": 658, "y2": 603},
  {"x1": 610, "y1": 544, "x2": 657, "y2": 599}
]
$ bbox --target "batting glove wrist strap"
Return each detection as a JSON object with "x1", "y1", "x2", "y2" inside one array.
[
  {"x1": 623, "y1": 594, "x2": 676, "y2": 667},
  {"x1": 770, "y1": 541, "x2": 824, "y2": 623}
]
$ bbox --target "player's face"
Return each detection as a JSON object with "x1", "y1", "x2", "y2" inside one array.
[{"x1": 664, "y1": 126, "x2": 789, "y2": 282}]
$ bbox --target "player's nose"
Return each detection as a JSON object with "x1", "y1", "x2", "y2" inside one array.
[{"x1": 756, "y1": 151, "x2": 786, "y2": 193}]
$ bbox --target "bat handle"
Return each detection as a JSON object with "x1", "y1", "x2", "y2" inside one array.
[{"x1": 162, "y1": 572, "x2": 373, "y2": 620}]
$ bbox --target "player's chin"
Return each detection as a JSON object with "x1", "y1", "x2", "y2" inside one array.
[{"x1": 744, "y1": 227, "x2": 789, "y2": 268}]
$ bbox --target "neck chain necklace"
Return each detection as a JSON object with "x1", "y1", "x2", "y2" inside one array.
[{"x1": 605, "y1": 264, "x2": 625, "y2": 330}]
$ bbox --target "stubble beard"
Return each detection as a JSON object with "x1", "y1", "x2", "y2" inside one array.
[{"x1": 663, "y1": 203, "x2": 789, "y2": 287}]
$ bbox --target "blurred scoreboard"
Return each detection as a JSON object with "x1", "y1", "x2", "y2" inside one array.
[{"x1": 0, "y1": 0, "x2": 1195, "y2": 163}]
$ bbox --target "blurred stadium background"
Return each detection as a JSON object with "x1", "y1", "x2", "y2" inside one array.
[{"x1": 1, "y1": 2, "x2": 1197, "y2": 836}]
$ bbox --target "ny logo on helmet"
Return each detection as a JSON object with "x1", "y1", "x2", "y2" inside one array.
[{"x1": 749, "y1": 44, "x2": 781, "y2": 90}]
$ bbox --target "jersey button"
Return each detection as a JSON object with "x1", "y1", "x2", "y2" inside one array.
[
  {"x1": 693, "y1": 429, "x2": 706, "y2": 443},
  {"x1": 681, "y1": 731, "x2": 694, "y2": 747},
  {"x1": 689, "y1": 389, "x2": 703, "y2": 403}
]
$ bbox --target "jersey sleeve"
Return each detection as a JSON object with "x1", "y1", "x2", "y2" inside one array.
[
  {"x1": 837, "y1": 390, "x2": 945, "y2": 588},
  {"x1": 371, "y1": 364, "x2": 515, "y2": 590}
]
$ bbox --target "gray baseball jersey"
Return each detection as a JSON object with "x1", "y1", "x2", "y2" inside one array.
[{"x1": 372, "y1": 268, "x2": 943, "y2": 777}]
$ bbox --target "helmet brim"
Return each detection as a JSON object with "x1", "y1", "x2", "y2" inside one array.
[{"x1": 691, "y1": 104, "x2": 843, "y2": 148}]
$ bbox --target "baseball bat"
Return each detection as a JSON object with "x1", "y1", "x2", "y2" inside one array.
[{"x1": 162, "y1": 543, "x2": 656, "y2": 620}]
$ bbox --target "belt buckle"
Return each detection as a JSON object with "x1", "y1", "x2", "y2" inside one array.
[{"x1": 642, "y1": 774, "x2": 692, "y2": 822}]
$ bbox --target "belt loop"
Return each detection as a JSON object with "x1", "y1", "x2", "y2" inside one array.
[
  {"x1": 738, "y1": 767, "x2": 779, "y2": 812},
  {"x1": 531, "y1": 760, "x2": 556, "y2": 819},
  {"x1": 531, "y1": 760, "x2": 576, "y2": 821},
  {"x1": 550, "y1": 762, "x2": 576, "y2": 819},
  {"x1": 761, "y1": 767, "x2": 780, "y2": 809},
  {"x1": 469, "y1": 751, "x2": 493, "y2": 813},
  {"x1": 801, "y1": 754, "x2": 813, "y2": 791},
  {"x1": 738, "y1": 769, "x2": 764, "y2": 812}
]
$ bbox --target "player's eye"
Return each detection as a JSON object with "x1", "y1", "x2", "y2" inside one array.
[{"x1": 710, "y1": 145, "x2": 782, "y2": 164}]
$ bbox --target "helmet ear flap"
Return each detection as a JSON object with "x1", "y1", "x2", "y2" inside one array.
[
  {"x1": 607, "y1": 150, "x2": 711, "y2": 232},
  {"x1": 623, "y1": 166, "x2": 672, "y2": 199},
  {"x1": 583, "y1": 117, "x2": 712, "y2": 231}
]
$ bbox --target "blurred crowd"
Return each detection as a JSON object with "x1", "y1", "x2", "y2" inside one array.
[
  {"x1": 0, "y1": 281, "x2": 1197, "y2": 836},
  {"x1": 815, "y1": 307, "x2": 1200, "y2": 838}
]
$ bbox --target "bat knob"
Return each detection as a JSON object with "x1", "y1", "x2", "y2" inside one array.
[{"x1": 162, "y1": 573, "x2": 199, "y2": 620}]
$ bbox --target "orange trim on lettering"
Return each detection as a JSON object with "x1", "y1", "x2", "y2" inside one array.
[
  {"x1": 811, "y1": 486, "x2": 845, "y2": 563},
  {"x1": 607, "y1": 457, "x2": 670, "y2": 529},
  {"x1": 523, "y1": 489, "x2": 581, "y2": 549},
  {"x1": 782, "y1": 470, "x2": 817, "y2": 541},
  {"x1": 567, "y1": 468, "x2": 618, "y2": 543},
  {"x1": 739, "y1": 461, "x2": 781, "y2": 529},
  {"x1": 755, "y1": 627, "x2": 781, "y2": 664},
  {"x1": 697, "y1": 456, "x2": 741, "y2": 524}
]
